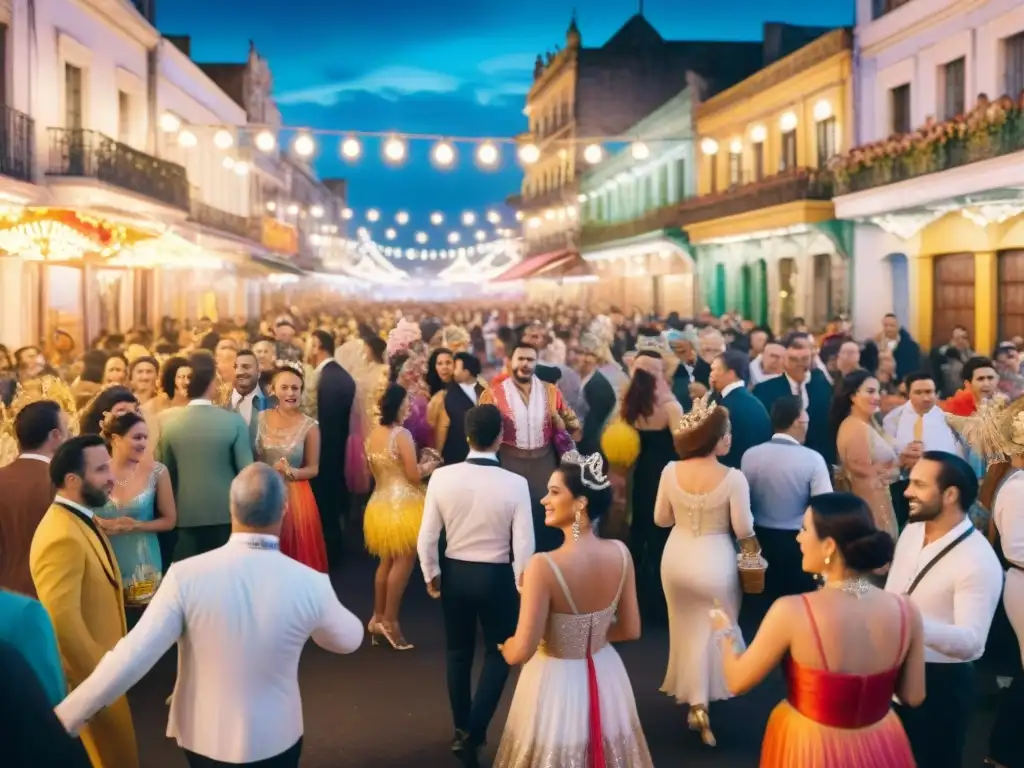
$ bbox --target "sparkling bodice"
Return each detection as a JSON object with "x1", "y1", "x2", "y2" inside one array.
[
  {"x1": 96, "y1": 463, "x2": 163, "y2": 522},
  {"x1": 537, "y1": 544, "x2": 629, "y2": 661},
  {"x1": 366, "y1": 427, "x2": 414, "y2": 483},
  {"x1": 658, "y1": 468, "x2": 751, "y2": 538},
  {"x1": 256, "y1": 412, "x2": 315, "y2": 467}
]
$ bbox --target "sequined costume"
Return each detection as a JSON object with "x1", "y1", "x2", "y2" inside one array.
[
  {"x1": 494, "y1": 544, "x2": 653, "y2": 768},
  {"x1": 363, "y1": 426, "x2": 425, "y2": 558},
  {"x1": 0, "y1": 376, "x2": 78, "y2": 467}
]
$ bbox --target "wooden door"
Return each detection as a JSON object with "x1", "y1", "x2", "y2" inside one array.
[
  {"x1": 932, "y1": 253, "x2": 975, "y2": 345},
  {"x1": 999, "y1": 250, "x2": 1024, "y2": 340}
]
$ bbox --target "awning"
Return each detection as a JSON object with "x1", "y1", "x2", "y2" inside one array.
[
  {"x1": 493, "y1": 249, "x2": 574, "y2": 282},
  {"x1": 251, "y1": 252, "x2": 305, "y2": 275}
]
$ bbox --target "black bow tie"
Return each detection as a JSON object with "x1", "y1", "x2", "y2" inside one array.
[{"x1": 466, "y1": 457, "x2": 500, "y2": 467}]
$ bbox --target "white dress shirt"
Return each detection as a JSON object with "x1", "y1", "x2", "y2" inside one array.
[
  {"x1": 53, "y1": 494, "x2": 93, "y2": 519},
  {"x1": 503, "y1": 377, "x2": 548, "y2": 450},
  {"x1": 882, "y1": 403, "x2": 961, "y2": 456},
  {"x1": 18, "y1": 453, "x2": 51, "y2": 463},
  {"x1": 417, "y1": 451, "x2": 535, "y2": 586},
  {"x1": 188, "y1": 399, "x2": 213, "y2": 407},
  {"x1": 885, "y1": 517, "x2": 1003, "y2": 663},
  {"x1": 720, "y1": 381, "x2": 744, "y2": 398},
  {"x1": 785, "y1": 373, "x2": 811, "y2": 410},
  {"x1": 230, "y1": 388, "x2": 262, "y2": 426},
  {"x1": 55, "y1": 533, "x2": 364, "y2": 763},
  {"x1": 457, "y1": 382, "x2": 478, "y2": 405}
]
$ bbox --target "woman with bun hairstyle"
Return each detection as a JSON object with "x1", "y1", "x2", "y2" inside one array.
[
  {"x1": 712, "y1": 492, "x2": 924, "y2": 767},
  {"x1": 495, "y1": 451, "x2": 652, "y2": 768},
  {"x1": 93, "y1": 410, "x2": 177, "y2": 607},
  {"x1": 654, "y1": 395, "x2": 757, "y2": 747}
]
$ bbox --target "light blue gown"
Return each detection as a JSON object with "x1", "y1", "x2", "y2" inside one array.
[
  {"x1": 95, "y1": 464, "x2": 166, "y2": 606},
  {"x1": 0, "y1": 590, "x2": 66, "y2": 705}
]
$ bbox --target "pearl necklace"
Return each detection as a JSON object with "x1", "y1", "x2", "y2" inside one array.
[{"x1": 823, "y1": 576, "x2": 872, "y2": 598}]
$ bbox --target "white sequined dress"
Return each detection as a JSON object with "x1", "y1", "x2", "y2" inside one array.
[{"x1": 494, "y1": 542, "x2": 653, "y2": 768}]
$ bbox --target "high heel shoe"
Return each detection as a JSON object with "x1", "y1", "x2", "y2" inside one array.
[
  {"x1": 376, "y1": 621, "x2": 414, "y2": 650},
  {"x1": 688, "y1": 706, "x2": 716, "y2": 747}
]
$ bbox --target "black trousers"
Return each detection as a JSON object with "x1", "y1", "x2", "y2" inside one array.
[
  {"x1": 440, "y1": 558, "x2": 519, "y2": 745},
  {"x1": 895, "y1": 662, "x2": 974, "y2": 768},
  {"x1": 185, "y1": 738, "x2": 302, "y2": 768}
]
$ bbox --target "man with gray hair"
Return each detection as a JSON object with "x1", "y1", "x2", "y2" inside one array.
[{"x1": 54, "y1": 464, "x2": 364, "y2": 768}]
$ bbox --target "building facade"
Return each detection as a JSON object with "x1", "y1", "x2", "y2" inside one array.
[
  {"x1": 578, "y1": 85, "x2": 700, "y2": 315},
  {"x1": 684, "y1": 29, "x2": 853, "y2": 330},
  {"x1": 835, "y1": 0, "x2": 1024, "y2": 351}
]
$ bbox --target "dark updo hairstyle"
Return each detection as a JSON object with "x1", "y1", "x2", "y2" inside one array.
[
  {"x1": 79, "y1": 386, "x2": 139, "y2": 436},
  {"x1": 808, "y1": 492, "x2": 895, "y2": 572},
  {"x1": 673, "y1": 406, "x2": 730, "y2": 460},
  {"x1": 828, "y1": 368, "x2": 874, "y2": 446},
  {"x1": 557, "y1": 453, "x2": 612, "y2": 522},
  {"x1": 379, "y1": 383, "x2": 408, "y2": 427},
  {"x1": 388, "y1": 352, "x2": 410, "y2": 384},
  {"x1": 100, "y1": 410, "x2": 146, "y2": 452}
]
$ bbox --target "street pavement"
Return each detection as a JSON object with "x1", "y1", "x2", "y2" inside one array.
[{"x1": 127, "y1": 551, "x2": 997, "y2": 767}]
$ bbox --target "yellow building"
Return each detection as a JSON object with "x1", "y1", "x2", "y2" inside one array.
[{"x1": 683, "y1": 29, "x2": 853, "y2": 331}]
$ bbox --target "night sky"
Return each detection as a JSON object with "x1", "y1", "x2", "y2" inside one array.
[{"x1": 159, "y1": 0, "x2": 852, "y2": 257}]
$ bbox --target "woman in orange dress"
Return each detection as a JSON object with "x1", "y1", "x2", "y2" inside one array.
[
  {"x1": 256, "y1": 362, "x2": 328, "y2": 572},
  {"x1": 711, "y1": 492, "x2": 924, "y2": 766}
]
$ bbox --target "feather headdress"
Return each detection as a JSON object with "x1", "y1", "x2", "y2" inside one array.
[
  {"x1": 0, "y1": 376, "x2": 79, "y2": 467},
  {"x1": 945, "y1": 394, "x2": 1024, "y2": 465},
  {"x1": 385, "y1": 319, "x2": 423, "y2": 362}
]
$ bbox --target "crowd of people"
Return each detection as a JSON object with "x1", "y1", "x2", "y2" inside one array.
[{"x1": 0, "y1": 300, "x2": 1021, "y2": 768}]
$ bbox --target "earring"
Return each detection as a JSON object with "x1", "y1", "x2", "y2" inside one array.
[
  {"x1": 824, "y1": 555, "x2": 831, "y2": 566},
  {"x1": 572, "y1": 507, "x2": 582, "y2": 541}
]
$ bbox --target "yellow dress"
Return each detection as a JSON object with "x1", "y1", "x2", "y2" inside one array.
[{"x1": 363, "y1": 426, "x2": 425, "y2": 558}]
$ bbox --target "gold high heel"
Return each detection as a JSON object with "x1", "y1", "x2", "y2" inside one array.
[
  {"x1": 378, "y1": 621, "x2": 414, "y2": 650},
  {"x1": 368, "y1": 617, "x2": 384, "y2": 645},
  {"x1": 688, "y1": 706, "x2": 715, "y2": 747}
]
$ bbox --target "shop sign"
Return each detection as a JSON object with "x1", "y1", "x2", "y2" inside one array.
[{"x1": 261, "y1": 217, "x2": 298, "y2": 256}]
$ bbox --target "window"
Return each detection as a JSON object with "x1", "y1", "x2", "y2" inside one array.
[
  {"x1": 728, "y1": 151, "x2": 741, "y2": 186},
  {"x1": 118, "y1": 91, "x2": 131, "y2": 143},
  {"x1": 780, "y1": 130, "x2": 797, "y2": 171},
  {"x1": 709, "y1": 157, "x2": 718, "y2": 193},
  {"x1": 658, "y1": 164, "x2": 669, "y2": 203},
  {"x1": 64, "y1": 63, "x2": 83, "y2": 129},
  {"x1": 1004, "y1": 32, "x2": 1024, "y2": 98},
  {"x1": 675, "y1": 157, "x2": 686, "y2": 199},
  {"x1": 942, "y1": 57, "x2": 965, "y2": 120},
  {"x1": 752, "y1": 142, "x2": 764, "y2": 181},
  {"x1": 0, "y1": 24, "x2": 7, "y2": 107},
  {"x1": 816, "y1": 117, "x2": 837, "y2": 168},
  {"x1": 890, "y1": 83, "x2": 911, "y2": 134}
]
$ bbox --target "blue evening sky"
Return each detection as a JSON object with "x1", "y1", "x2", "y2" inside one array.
[{"x1": 158, "y1": 0, "x2": 852, "y2": 252}]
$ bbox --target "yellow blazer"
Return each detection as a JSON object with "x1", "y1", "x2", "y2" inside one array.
[{"x1": 30, "y1": 503, "x2": 138, "y2": 768}]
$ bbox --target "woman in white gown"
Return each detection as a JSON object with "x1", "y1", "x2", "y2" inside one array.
[
  {"x1": 655, "y1": 393, "x2": 757, "y2": 747},
  {"x1": 496, "y1": 450, "x2": 653, "y2": 768}
]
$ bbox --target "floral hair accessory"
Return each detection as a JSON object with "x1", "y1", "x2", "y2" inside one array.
[
  {"x1": 273, "y1": 360, "x2": 305, "y2": 378},
  {"x1": 386, "y1": 319, "x2": 423, "y2": 361}
]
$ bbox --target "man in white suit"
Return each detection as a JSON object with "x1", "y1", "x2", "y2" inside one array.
[{"x1": 54, "y1": 463, "x2": 364, "y2": 768}]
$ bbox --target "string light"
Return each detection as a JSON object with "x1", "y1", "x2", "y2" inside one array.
[
  {"x1": 341, "y1": 208, "x2": 354, "y2": 220},
  {"x1": 213, "y1": 129, "x2": 234, "y2": 150},
  {"x1": 448, "y1": 232, "x2": 460, "y2": 244},
  {"x1": 383, "y1": 136, "x2": 407, "y2": 163},
  {"x1": 293, "y1": 133, "x2": 316, "y2": 157},
  {"x1": 518, "y1": 144, "x2": 540, "y2": 164},
  {"x1": 366, "y1": 209, "x2": 380, "y2": 222},
  {"x1": 430, "y1": 212, "x2": 444, "y2": 225},
  {"x1": 177, "y1": 130, "x2": 197, "y2": 148},
  {"x1": 486, "y1": 210, "x2": 501, "y2": 224},
  {"x1": 415, "y1": 232, "x2": 428, "y2": 244},
  {"x1": 159, "y1": 113, "x2": 181, "y2": 133},
  {"x1": 461, "y1": 212, "x2": 476, "y2": 226},
  {"x1": 396, "y1": 211, "x2": 409, "y2": 225},
  {"x1": 385, "y1": 228, "x2": 396, "y2": 240},
  {"x1": 583, "y1": 144, "x2": 603, "y2": 164},
  {"x1": 432, "y1": 141, "x2": 456, "y2": 168},
  {"x1": 255, "y1": 130, "x2": 276, "y2": 152},
  {"x1": 234, "y1": 161, "x2": 249, "y2": 176},
  {"x1": 475, "y1": 230, "x2": 486, "y2": 242},
  {"x1": 341, "y1": 136, "x2": 361, "y2": 160},
  {"x1": 476, "y1": 142, "x2": 499, "y2": 167},
  {"x1": 310, "y1": 205, "x2": 324, "y2": 218},
  {"x1": 630, "y1": 141, "x2": 649, "y2": 160}
]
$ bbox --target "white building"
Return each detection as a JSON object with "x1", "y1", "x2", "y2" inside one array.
[
  {"x1": 837, "y1": 0, "x2": 1024, "y2": 353},
  {"x1": 0, "y1": 0, "x2": 320, "y2": 351}
]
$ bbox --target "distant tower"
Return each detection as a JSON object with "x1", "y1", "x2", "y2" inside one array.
[{"x1": 567, "y1": 10, "x2": 581, "y2": 49}]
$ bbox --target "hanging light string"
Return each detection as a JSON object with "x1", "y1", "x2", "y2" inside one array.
[{"x1": 343, "y1": 227, "x2": 517, "y2": 262}]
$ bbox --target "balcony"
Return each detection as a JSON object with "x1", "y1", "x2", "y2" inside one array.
[
  {"x1": 832, "y1": 100, "x2": 1024, "y2": 196},
  {"x1": 507, "y1": 181, "x2": 578, "y2": 213},
  {"x1": 677, "y1": 169, "x2": 833, "y2": 226},
  {"x1": 524, "y1": 231, "x2": 577, "y2": 259},
  {"x1": 581, "y1": 204, "x2": 683, "y2": 248},
  {"x1": 189, "y1": 190, "x2": 255, "y2": 240},
  {"x1": 0, "y1": 106, "x2": 34, "y2": 184},
  {"x1": 46, "y1": 128, "x2": 190, "y2": 210},
  {"x1": 871, "y1": 0, "x2": 913, "y2": 20}
]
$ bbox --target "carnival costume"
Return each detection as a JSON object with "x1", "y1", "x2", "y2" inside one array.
[{"x1": 0, "y1": 376, "x2": 78, "y2": 467}]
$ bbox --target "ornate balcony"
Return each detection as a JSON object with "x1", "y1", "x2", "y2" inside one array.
[
  {"x1": 189, "y1": 190, "x2": 254, "y2": 240},
  {"x1": 580, "y1": 204, "x2": 682, "y2": 249},
  {"x1": 0, "y1": 106, "x2": 34, "y2": 183},
  {"x1": 832, "y1": 99, "x2": 1024, "y2": 196},
  {"x1": 46, "y1": 128, "x2": 190, "y2": 210},
  {"x1": 507, "y1": 181, "x2": 578, "y2": 213},
  {"x1": 676, "y1": 169, "x2": 833, "y2": 226},
  {"x1": 524, "y1": 230, "x2": 577, "y2": 259}
]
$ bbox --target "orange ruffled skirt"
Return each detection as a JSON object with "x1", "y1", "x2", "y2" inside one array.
[
  {"x1": 280, "y1": 479, "x2": 329, "y2": 573},
  {"x1": 761, "y1": 701, "x2": 916, "y2": 768}
]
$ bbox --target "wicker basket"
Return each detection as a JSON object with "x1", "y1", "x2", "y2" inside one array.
[{"x1": 738, "y1": 553, "x2": 767, "y2": 595}]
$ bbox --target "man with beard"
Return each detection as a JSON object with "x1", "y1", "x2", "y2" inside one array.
[
  {"x1": 480, "y1": 342, "x2": 580, "y2": 553},
  {"x1": 228, "y1": 350, "x2": 271, "y2": 450},
  {"x1": 886, "y1": 451, "x2": 1002, "y2": 768},
  {"x1": 30, "y1": 435, "x2": 138, "y2": 768}
]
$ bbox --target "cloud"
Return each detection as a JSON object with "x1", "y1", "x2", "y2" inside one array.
[
  {"x1": 474, "y1": 82, "x2": 530, "y2": 106},
  {"x1": 477, "y1": 52, "x2": 537, "y2": 76},
  {"x1": 277, "y1": 66, "x2": 463, "y2": 106}
]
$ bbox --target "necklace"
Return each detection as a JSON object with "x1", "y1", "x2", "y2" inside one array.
[
  {"x1": 114, "y1": 465, "x2": 138, "y2": 487},
  {"x1": 824, "y1": 576, "x2": 872, "y2": 598}
]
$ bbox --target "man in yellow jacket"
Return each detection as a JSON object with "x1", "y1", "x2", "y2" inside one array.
[{"x1": 31, "y1": 434, "x2": 138, "y2": 768}]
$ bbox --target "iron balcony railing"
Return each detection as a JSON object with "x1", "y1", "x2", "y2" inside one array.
[
  {"x1": 580, "y1": 204, "x2": 683, "y2": 248},
  {"x1": 523, "y1": 230, "x2": 577, "y2": 259},
  {"x1": 675, "y1": 169, "x2": 833, "y2": 227},
  {"x1": 189, "y1": 190, "x2": 254, "y2": 240},
  {"x1": 46, "y1": 128, "x2": 190, "y2": 210},
  {"x1": 0, "y1": 105, "x2": 34, "y2": 183}
]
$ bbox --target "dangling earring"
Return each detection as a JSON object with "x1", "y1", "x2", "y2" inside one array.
[
  {"x1": 572, "y1": 507, "x2": 582, "y2": 541},
  {"x1": 824, "y1": 554, "x2": 831, "y2": 566}
]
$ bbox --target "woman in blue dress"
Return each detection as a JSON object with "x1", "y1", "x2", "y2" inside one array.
[{"x1": 95, "y1": 411, "x2": 177, "y2": 607}]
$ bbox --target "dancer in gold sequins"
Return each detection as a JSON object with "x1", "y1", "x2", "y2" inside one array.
[{"x1": 363, "y1": 383, "x2": 440, "y2": 650}]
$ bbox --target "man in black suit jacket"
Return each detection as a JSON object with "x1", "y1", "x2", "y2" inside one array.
[
  {"x1": 308, "y1": 330, "x2": 356, "y2": 564},
  {"x1": 667, "y1": 330, "x2": 711, "y2": 410},
  {"x1": 577, "y1": 363, "x2": 617, "y2": 457},
  {"x1": 752, "y1": 336, "x2": 834, "y2": 466},
  {"x1": 428, "y1": 353, "x2": 486, "y2": 467},
  {"x1": 710, "y1": 350, "x2": 771, "y2": 469}
]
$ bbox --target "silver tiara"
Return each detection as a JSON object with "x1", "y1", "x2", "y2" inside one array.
[
  {"x1": 562, "y1": 450, "x2": 611, "y2": 491},
  {"x1": 273, "y1": 360, "x2": 305, "y2": 377}
]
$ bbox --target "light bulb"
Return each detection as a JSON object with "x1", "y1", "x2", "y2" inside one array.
[
  {"x1": 341, "y1": 137, "x2": 362, "y2": 159},
  {"x1": 448, "y1": 232, "x2": 460, "y2": 244},
  {"x1": 396, "y1": 211, "x2": 409, "y2": 225},
  {"x1": 430, "y1": 212, "x2": 444, "y2": 226},
  {"x1": 433, "y1": 141, "x2": 455, "y2": 167},
  {"x1": 222, "y1": 157, "x2": 235, "y2": 170},
  {"x1": 213, "y1": 129, "x2": 234, "y2": 149},
  {"x1": 415, "y1": 232, "x2": 428, "y2": 244},
  {"x1": 159, "y1": 112, "x2": 181, "y2": 133},
  {"x1": 177, "y1": 130, "x2": 197, "y2": 148},
  {"x1": 310, "y1": 205, "x2": 324, "y2": 218},
  {"x1": 730, "y1": 139, "x2": 743, "y2": 154},
  {"x1": 583, "y1": 144, "x2": 603, "y2": 164},
  {"x1": 515, "y1": 211, "x2": 524, "y2": 221},
  {"x1": 341, "y1": 208, "x2": 353, "y2": 220},
  {"x1": 255, "y1": 130, "x2": 276, "y2": 152},
  {"x1": 233, "y1": 161, "x2": 249, "y2": 176},
  {"x1": 700, "y1": 137, "x2": 719, "y2": 155},
  {"x1": 750, "y1": 125, "x2": 767, "y2": 143},
  {"x1": 528, "y1": 217, "x2": 541, "y2": 228},
  {"x1": 780, "y1": 112, "x2": 798, "y2": 132},
  {"x1": 813, "y1": 100, "x2": 833, "y2": 122},
  {"x1": 544, "y1": 209, "x2": 555, "y2": 221},
  {"x1": 475, "y1": 230, "x2": 486, "y2": 242},
  {"x1": 462, "y1": 212, "x2": 476, "y2": 226},
  {"x1": 518, "y1": 144, "x2": 540, "y2": 164},
  {"x1": 630, "y1": 141, "x2": 649, "y2": 160},
  {"x1": 383, "y1": 136, "x2": 406, "y2": 163},
  {"x1": 385, "y1": 228, "x2": 396, "y2": 240},
  {"x1": 486, "y1": 210, "x2": 500, "y2": 224},
  {"x1": 367, "y1": 209, "x2": 380, "y2": 222},
  {"x1": 266, "y1": 201, "x2": 276, "y2": 212},
  {"x1": 356, "y1": 227, "x2": 368, "y2": 238},
  {"x1": 287, "y1": 204, "x2": 299, "y2": 215},
  {"x1": 476, "y1": 142, "x2": 499, "y2": 167},
  {"x1": 293, "y1": 133, "x2": 316, "y2": 157}
]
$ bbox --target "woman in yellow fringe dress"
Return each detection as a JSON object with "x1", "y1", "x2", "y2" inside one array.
[{"x1": 364, "y1": 383, "x2": 441, "y2": 650}]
